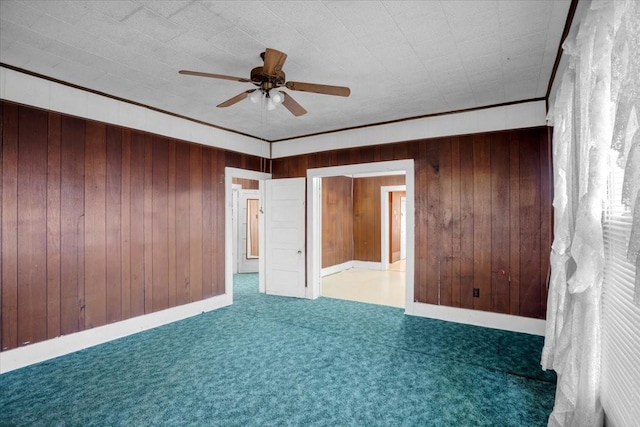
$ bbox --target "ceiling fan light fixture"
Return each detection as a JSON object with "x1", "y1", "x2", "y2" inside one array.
[
  {"x1": 270, "y1": 90, "x2": 284, "y2": 105},
  {"x1": 249, "y1": 90, "x2": 262, "y2": 103},
  {"x1": 266, "y1": 98, "x2": 277, "y2": 111}
]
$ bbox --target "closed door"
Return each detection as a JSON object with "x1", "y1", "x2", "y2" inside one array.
[{"x1": 264, "y1": 178, "x2": 306, "y2": 298}]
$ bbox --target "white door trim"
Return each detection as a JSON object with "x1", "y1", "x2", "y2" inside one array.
[
  {"x1": 231, "y1": 184, "x2": 241, "y2": 274},
  {"x1": 307, "y1": 160, "x2": 415, "y2": 307},
  {"x1": 225, "y1": 167, "x2": 271, "y2": 301},
  {"x1": 380, "y1": 185, "x2": 406, "y2": 271}
]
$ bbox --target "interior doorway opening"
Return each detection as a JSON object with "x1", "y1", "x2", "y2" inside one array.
[
  {"x1": 319, "y1": 178, "x2": 407, "y2": 308},
  {"x1": 225, "y1": 167, "x2": 271, "y2": 300},
  {"x1": 232, "y1": 179, "x2": 260, "y2": 274},
  {"x1": 307, "y1": 160, "x2": 415, "y2": 311}
]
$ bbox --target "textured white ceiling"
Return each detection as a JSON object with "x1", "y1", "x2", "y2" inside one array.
[{"x1": 0, "y1": 0, "x2": 571, "y2": 141}]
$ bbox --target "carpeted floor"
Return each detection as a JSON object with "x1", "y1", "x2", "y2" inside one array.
[{"x1": 0, "y1": 274, "x2": 556, "y2": 426}]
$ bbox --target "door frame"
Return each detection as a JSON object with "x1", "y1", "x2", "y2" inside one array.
[
  {"x1": 381, "y1": 185, "x2": 407, "y2": 270},
  {"x1": 238, "y1": 189, "x2": 260, "y2": 274},
  {"x1": 307, "y1": 159, "x2": 415, "y2": 309},
  {"x1": 232, "y1": 184, "x2": 241, "y2": 274},
  {"x1": 225, "y1": 167, "x2": 271, "y2": 301}
]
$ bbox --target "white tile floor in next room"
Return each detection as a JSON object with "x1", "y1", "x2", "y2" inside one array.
[{"x1": 321, "y1": 260, "x2": 406, "y2": 308}]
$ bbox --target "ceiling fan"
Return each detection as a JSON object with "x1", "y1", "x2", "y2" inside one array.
[{"x1": 179, "y1": 48, "x2": 350, "y2": 117}]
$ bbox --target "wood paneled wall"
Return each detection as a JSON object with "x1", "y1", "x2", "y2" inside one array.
[
  {"x1": 353, "y1": 176, "x2": 406, "y2": 262},
  {"x1": 232, "y1": 177, "x2": 259, "y2": 190},
  {"x1": 273, "y1": 127, "x2": 552, "y2": 319},
  {"x1": 0, "y1": 101, "x2": 262, "y2": 351},
  {"x1": 321, "y1": 176, "x2": 353, "y2": 268}
]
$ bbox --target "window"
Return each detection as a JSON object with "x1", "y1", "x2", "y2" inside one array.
[{"x1": 601, "y1": 150, "x2": 640, "y2": 426}]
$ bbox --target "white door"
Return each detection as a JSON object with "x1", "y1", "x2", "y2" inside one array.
[
  {"x1": 238, "y1": 189, "x2": 259, "y2": 273},
  {"x1": 400, "y1": 196, "x2": 407, "y2": 260},
  {"x1": 264, "y1": 178, "x2": 306, "y2": 298}
]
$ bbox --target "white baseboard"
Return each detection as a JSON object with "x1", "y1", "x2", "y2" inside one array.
[
  {"x1": 321, "y1": 261, "x2": 355, "y2": 277},
  {"x1": 406, "y1": 301, "x2": 546, "y2": 336},
  {"x1": 321, "y1": 260, "x2": 385, "y2": 277},
  {"x1": 0, "y1": 293, "x2": 232, "y2": 374},
  {"x1": 353, "y1": 261, "x2": 384, "y2": 271}
]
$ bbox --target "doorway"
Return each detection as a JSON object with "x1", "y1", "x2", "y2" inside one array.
[
  {"x1": 225, "y1": 167, "x2": 271, "y2": 300},
  {"x1": 307, "y1": 160, "x2": 415, "y2": 310},
  {"x1": 320, "y1": 181, "x2": 407, "y2": 308},
  {"x1": 381, "y1": 185, "x2": 407, "y2": 271},
  {"x1": 235, "y1": 186, "x2": 260, "y2": 274}
]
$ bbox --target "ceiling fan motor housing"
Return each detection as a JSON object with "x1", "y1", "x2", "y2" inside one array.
[{"x1": 250, "y1": 66, "x2": 286, "y2": 90}]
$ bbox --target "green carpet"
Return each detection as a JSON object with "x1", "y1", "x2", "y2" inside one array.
[{"x1": 0, "y1": 274, "x2": 556, "y2": 426}]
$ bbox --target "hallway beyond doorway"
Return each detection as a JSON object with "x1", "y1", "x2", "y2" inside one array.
[{"x1": 321, "y1": 260, "x2": 406, "y2": 308}]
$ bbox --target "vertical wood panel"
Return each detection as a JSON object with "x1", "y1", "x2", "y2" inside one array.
[
  {"x1": 394, "y1": 142, "x2": 409, "y2": 160},
  {"x1": 439, "y1": 140, "x2": 453, "y2": 306},
  {"x1": 152, "y1": 136, "x2": 169, "y2": 311},
  {"x1": 459, "y1": 137, "x2": 475, "y2": 309},
  {"x1": 106, "y1": 126, "x2": 122, "y2": 323},
  {"x1": 352, "y1": 178, "x2": 367, "y2": 261},
  {"x1": 60, "y1": 115, "x2": 85, "y2": 335},
  {"x1": 167, "y1": 141, "x2": 177, "y2": 307},
  {"x1": 190, "y1": 145, "x2": 203, "y2": 301},
  {"x1": 84, "y1": 121, "x2": 107, "y2": 329},
  {"x1": 214, "y1": 149, "x2": 226, "y2": 295},
  {"x1": 450, "y1": 138, "x2": 461, "y2": 308},
  {"x1": 17, "y1": 107, "x2": 48, "y2": 345},
  {"x1": 519, "y1": 134, "x2": 542, "y2": 318},
  {"x1": 120, "y1": 129, "x2": 132, "y2": 319},
  {"x1": 210, "y1": 148, "x2": 220, "y2": 296},
  {"x1": 143, "y1": 135, "x2": 153, "y2": 312},
  {"x1": 473, "y1": 136, "x2": 492, "y2": 311},
  {"x1": 175, "y1": 143, "x2": 191, "y2": 304},
  {"x1": 46, "y1": 112, "x2": 62, "y2": 339},
  {"x1": 2, "y1": 103, "x2": 19, "y2": 349},
  {"x1": 425, "y1": 142, "x2": 440, "y2": 305},
  {"x1": 201, "y1": 147, "x2": 214, "y2": 298},
  {"x1": 509, "y1": 137, "x2": 521, "y2": 316},
  {"x1": 129, "y1": 132, "x2": 145, "y2": 317},
  {"x1": 416, "y1": 141, "x2": 428, "y2": 303},
  {"x1": 490, "y1": 135, "x2": 511, "y2": 313}
]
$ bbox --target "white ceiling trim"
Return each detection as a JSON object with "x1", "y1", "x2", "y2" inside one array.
[
  {"x1": 270, "y1": 100, "x2": 547, "y2": 159},
  {"x1": 0, "y1": 66, "x2": 270, "y2": 159}
]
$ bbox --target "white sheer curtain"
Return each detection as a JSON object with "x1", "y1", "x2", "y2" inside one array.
[{"x1": 542, "y1": 0, "x2": 640, "y2": 426}]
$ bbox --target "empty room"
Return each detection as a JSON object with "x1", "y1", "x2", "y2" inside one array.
[{"x1": 1, "y1": 1, "x2": 639, "y2": 426}]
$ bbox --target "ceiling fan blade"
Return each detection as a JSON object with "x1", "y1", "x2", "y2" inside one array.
[
  {"x1": 285, "y1": 81, "x2": 350, "y2": 97},
  {"x1": 282, "y1": 92, "x2": 307, "y2": 117},
  {"x1": 262, "y1": 48, "x2": 288, "y2": 76},
  {"x1": 217, "y1": 89, "x2": 256, "y2": 108},
  {"x1": 179, "y1": 70, "x2": 250, "y2": 83}
]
